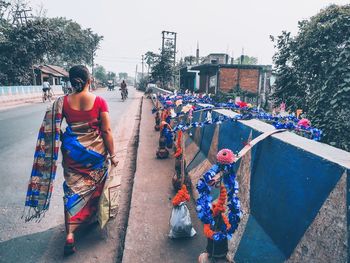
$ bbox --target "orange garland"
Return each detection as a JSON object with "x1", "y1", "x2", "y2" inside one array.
[
  {"x1": 160, "y1": 121, "x2": 172, "y2": 132},
  {"x1": 203, "y1": 186, "x2": 231, "y2": 239},
  {"x1": 172, "y1": 184, "x2": 190, "y2": 207},
  {"x1": 174, "y1": 130, "x2": 183, "y2": 158},
  {"x1": 161, "y1": 109, "x2": 170, "y2": 122}
]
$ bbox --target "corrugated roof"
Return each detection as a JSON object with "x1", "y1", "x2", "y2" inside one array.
[
  {"x1": 46, "y1": 65, "x2": 69, "y2": 77},
  {"x1": 34, "y1": 65, "x2": 67, "y2": 77}
]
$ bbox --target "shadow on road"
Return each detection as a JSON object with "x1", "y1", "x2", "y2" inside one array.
[{"x1": 0, "y1": 222, "x2": 111, "y2": 263}]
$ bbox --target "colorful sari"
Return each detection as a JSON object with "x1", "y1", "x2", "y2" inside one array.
[{"x1": 24, "y1": 96, "x2": 109, "y2": 224}]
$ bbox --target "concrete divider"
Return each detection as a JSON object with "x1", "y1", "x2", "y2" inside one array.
[
  {"x1": 183, "y1": 108, "x2": 350, "y2": 262},
  {"x1": 149, "y1": 86, "x2": 173, "y2": 95},
  {"x1": 0, "y1": 85, "x2": 64, "y2": 105}
]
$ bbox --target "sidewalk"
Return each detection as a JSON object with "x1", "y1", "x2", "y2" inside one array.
[{"x1": 122, "y1": 98, "x2": 206, "y2": 262}]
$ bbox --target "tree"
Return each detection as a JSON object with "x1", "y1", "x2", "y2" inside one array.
[
  {"x1": 93, "y1": 64, "x2": 107, "y2": 84},
  {"x1": 144, "y1": 51, "x2": 158, "y2": 74},
  {"x1": 45, "y1": 17, "x2": 103, "y2": 68},
  {"x1": 150, "y1": 41, "x2": 174, "y2": 89},
  {"x1": 107, "y1": 71, "x2": 116, "y2": 80},
  {"x1": 271, "y1": 4, "x2": 350, "y2": 151},
  {"x1": 234, "y1": 55, "x2": 258, "y2": 65},
  {"x1": 0, "y1": 18, "x2": 61, "y2": 84},
  {"x1": 118, "y1": 72, "x2": 128, "y2": 80},
  {"x1": 0, "y1": 1, "x2": 103, "y2": 85}
]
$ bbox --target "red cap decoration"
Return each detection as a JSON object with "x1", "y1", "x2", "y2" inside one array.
[{"x1": 217, "y1": 149, "x2": 235, "y2": 164}]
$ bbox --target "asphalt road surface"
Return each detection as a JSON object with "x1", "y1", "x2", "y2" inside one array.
[{"x1": 0, "y1": 88, "x2": 137, "y2": 263}]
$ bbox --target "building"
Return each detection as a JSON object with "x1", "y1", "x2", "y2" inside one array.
[
  {"x1": 201, "y1": 53, "x2": 232, "y2": 64},
  {"x1": 181, "y1": 62, "x2": 272, "y2": 107},
  {"x1": 34, "y1": 65, "x2": 69, "y2": 85},
  {"x1": 180, "y1": 66, "x2": 200, "y2": 92}
]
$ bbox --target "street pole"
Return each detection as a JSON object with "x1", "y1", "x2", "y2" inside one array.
[
  {"x1": 134, "y1": 64, "x2": 138, "y2": 88},
  {"x1": 141, "y1": 55, "x2": 144, "y2": 80}
]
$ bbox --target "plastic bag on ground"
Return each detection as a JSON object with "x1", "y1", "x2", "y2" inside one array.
[{"x1": 169, "y1": 202, "x2": 196, "y2": 238}]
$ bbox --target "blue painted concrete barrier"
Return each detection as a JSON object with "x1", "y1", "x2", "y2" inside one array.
[{"x1": 183, "y1": 108, "x2": 350, "y2": 262}]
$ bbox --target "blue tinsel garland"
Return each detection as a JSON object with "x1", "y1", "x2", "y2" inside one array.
[{"x1": 196, "y1": 164, "x2": 242, "y2": 241}]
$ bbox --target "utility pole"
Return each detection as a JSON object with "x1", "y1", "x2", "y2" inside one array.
[
  {"x1": 13, "y1": 8, "x2": 32, "y2": 25},
  {"x1": 196, "y1": 41, "x2": 200, "y2": 64},
  {"x1": 141, "y1": 55, "x2": 144, "y2": 80},
  {"x1": 134, "y1": 64, "x2": 138, "y2": 88},
  {"x1": 161, "y1": 31, "x2": 177, "y2": 88}
]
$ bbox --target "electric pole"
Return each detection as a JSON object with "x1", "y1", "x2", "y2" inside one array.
[
  {"x1": 141, "y1": 55, "x2": 144, "y2": 80},
  {"x1": 161, "y1": 31, "x2": 177, "y2": 88},
  {"x1": 13, "y1": 8, "x2": 32, "y2": 25},
  {"x1": 134, "y1": 64, "x2": 138, "y2": 88}
]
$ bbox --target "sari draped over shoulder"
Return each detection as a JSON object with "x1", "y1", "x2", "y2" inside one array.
[
  {"x1": 61, "y1": 119, "x2": 108, "y2": 223},
  {"x1": 24, "y1": 96, "x2": 109, "y2": 224}
]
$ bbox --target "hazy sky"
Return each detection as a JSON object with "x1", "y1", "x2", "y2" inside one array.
[{"x1": 29, "y1": 0, "x2": 349, "y2": 75}]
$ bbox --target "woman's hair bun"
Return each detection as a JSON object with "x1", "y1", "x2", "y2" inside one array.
[
  {"x1": 71, "y1": 77, "x2": 85, "y2": 92},
  {"x1": 69, "y1": 65, "x2": 90, "y2": 93}
]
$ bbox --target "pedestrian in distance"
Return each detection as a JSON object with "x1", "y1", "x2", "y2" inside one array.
[{"x1": 24, "y1": 65, "x2": 118, "y2": 256}]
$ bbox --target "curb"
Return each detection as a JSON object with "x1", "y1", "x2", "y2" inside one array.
[{"x1": 109, "y1": 96, "x2": 143, "y2": 263}]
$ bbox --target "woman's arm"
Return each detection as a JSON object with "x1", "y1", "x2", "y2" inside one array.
[{"x1": 100, "y1": 111, "x2": 118, "y2": 166}]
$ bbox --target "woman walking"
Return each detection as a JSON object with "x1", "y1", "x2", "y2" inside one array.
[{"x1": 24, "y1": 65, "x2": 118, "y2": 255}]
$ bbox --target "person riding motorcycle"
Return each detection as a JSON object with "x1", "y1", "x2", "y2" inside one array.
[{"x1": 120, "y1": 80, "x2": 128, "y2": 99}]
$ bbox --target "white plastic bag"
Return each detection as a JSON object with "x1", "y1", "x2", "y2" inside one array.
[{"x1": 169, "y1": 202, "x2": 196, "y2": 238}]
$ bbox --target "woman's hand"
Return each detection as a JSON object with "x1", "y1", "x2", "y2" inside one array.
[{"x1": 110, "y1": 156, "x2": 119, "y2": 167}]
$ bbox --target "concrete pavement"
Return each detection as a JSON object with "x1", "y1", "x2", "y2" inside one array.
[{"x1": 122, "y1": 97, "x2": 206, "y2": 263}]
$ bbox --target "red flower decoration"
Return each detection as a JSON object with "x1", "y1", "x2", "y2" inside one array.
[
  {"x1": 203, "y1": 186, "x2": 231, "y2": 239},
  {"x1": 174, "y1": 131, "x2": 183, "y2": 158},
  {"x1": 172, "y1": 185, "x2": 190, "y2": 206},
  {"x1": 236, "y1": 101, "x2": 248, "y2": 108},
  {"x1": 217, "y1": 149, "x2": 235, "y2": 164},
  {"x1": 298, "y1": 118, "x2": 311, "y2": 128}
]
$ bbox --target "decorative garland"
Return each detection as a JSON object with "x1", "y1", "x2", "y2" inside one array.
[
  {"x1": 160, "y1": 121, "x2": 173, "y2": 147},
  {"x1": 196, "y1": 149, "x2": 241, "y2": 241},
  {"x1": 172, "y1": 184, "x2": 190, "y2": 207},
  {"x1": 171, "y1": 111, "x2": 321, "y2": 141},
  {"x1": 203, "y1": 186, "x2": 232, "y2": 239},
  {"x1": 152, "y1": 94, "x2": 322, "y2": 141},
  {"x1": 174, "y1": 130, "x2": 183, "y2": 158}
]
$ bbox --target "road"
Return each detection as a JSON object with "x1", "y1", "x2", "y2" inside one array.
[{"x1": 0, "y1": 88, "x2": 138, "y2": 262}]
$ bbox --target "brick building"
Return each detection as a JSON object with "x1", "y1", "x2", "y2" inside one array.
[{"x1": 188, "y1": 63, "x2": 272, "y2": 106}]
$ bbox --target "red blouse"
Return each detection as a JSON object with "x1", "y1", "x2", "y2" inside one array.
[{"x1": 63, "y1": 95, "x2": 109, "y2": 123}]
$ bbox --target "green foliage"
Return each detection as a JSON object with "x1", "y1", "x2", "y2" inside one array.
[
  {"x1": 212, "y1": 91, "x2": 236, "y2": 103},
  {"x1": 184, "y1": 55, "x2": 196, "y2": 65},
  {"x1": 93, "y1": 65, "x2": 107, "y2": 84},
  {"x1": 146, "y1": 41, "x2": 174, "y2": 89},
  {"x1": 234, "y1": 55, "x2": 258, "y2": 65},
  {"x1": 137, "y1": 76, "x2": 149, "y2": 91},
  {"x1": 271, "y1": 4, "x2": 350, "y2": 151},
  {"x1": 46, "y1": 18, "x2": 103, "y2": 68},
  {"x1": 0, "y1": 18, "x2": 61, "y2": 84},
  {"x1": 107, "y1": 71, "x2": 116, "y2": 80},
  {"x1": 118, "y1": 72, "x2": 128, "y2": 80},
  {"x1": 144, "y1": 51, "x2": 158, "y2": 69},
  {"x1": 0, "y1": 2, "x2": 103, "y2": 85}
]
